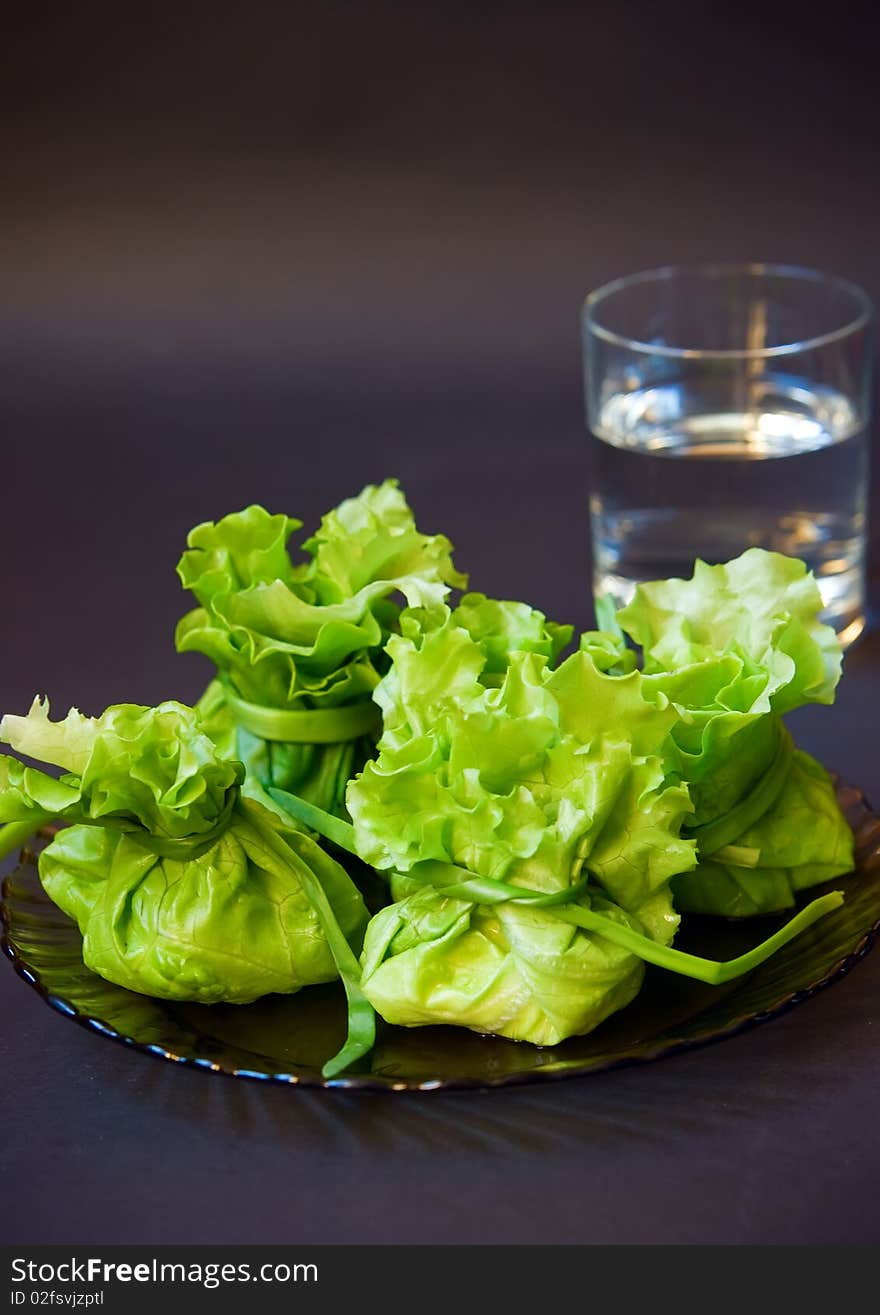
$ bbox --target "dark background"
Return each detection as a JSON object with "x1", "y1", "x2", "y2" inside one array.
[{"x1": 3, "y1": 2, "x2": 880, "y2": 1245}]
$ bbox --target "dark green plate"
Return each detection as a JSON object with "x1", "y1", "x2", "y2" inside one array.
[{"x1": 3, "y1": 779, "x2": 879, "y2": 1092}]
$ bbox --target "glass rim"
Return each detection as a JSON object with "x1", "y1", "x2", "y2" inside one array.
[{"x1": 582, "y1": 262, "x2": 873, "y2": 360}]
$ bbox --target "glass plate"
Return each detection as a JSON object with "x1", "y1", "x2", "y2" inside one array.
[{"x1": 3, "y1": 779, "x2": 879, "y2": 1092}]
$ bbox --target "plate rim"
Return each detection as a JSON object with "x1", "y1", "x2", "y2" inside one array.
[{"x1": 3, "y1": 777, "x2": 880, "y2": 1094}]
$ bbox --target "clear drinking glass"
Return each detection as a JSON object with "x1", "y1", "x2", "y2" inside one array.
[{"x1": 582, "y1": 263, "x2": 873, "y2": 646}]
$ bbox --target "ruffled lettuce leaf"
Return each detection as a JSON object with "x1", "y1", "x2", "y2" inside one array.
[
  {"x1": 302, "y1": 479, "x2": 467, "y2": 606},
  {"x1": 347, "y1": 601, "x2": 696, "y2": 1044},
  {"x1": 176, "y1": 479, "x2": 466, "y2": 710},
  {"x1": 578, "y1": 595, "x2": 637, "y2": 675},
  {"x1": 617, "y1": 548, "x2": 842, "y2": 714},
  {"x1": 640, "y1": 657, "x2": 781, "y2": 823},
  {"x1": 0, "y1": 697, "x2": 241, "y2": 837},
  {"x1": 452, "y1": 593, "x2": 572, "y2": 676},
  {"x1": 369, "y1": 594, "x2": 570, "y2": 751}
]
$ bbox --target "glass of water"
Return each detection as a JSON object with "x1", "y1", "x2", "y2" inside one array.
[{"x1": 582, "y1": 263, "x2": 873, "y2": 646}]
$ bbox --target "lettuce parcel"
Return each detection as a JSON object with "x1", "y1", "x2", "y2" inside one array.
[
  {"x1": 175, "y1": 480, "x2": 466, "y2": 820},
  {"x1": 343, "y1": 596, "x2": 699, "y2": 1044},
  {"x1": 0, "y1": 698, "x2": 370, "y2": 1019},
  {"x1": 611, "y1": 549, "x2": 854, "y2": 915}
]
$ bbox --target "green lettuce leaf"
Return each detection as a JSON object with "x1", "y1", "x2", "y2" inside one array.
[
  {"x1": 359, "y1": 886, "x2": 645, "y2": 1045},
  {"x1": 618, "y1": 548, "x2": 842, "y2": 714},
  {"x1": 39, "y1": 809, "x2": 367, "y2": 1003},
  {"x1": 673, "y1": 749, "x2": 854, "y2": 915},
  {"x1": 452, "y1": 593, "x2": 573, "y2": 675},
  {"x1": 641, "y1": 657, "x2": 780, "y2": 824},
  {"x1": 302, "y1": 478, "x2": 467, "y2": 606},
  {"x1": 176, "y1": 480, "x2": 466, "y2": 706}
]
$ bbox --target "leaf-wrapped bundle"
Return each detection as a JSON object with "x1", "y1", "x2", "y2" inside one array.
[
  {"x1": 176, "y1": 480, "x2": 466, "y2": 817},
  {"x1": 610, "y1": 549, "x2": 854, "y2": 914},
  {"x1": 0, "y1": 699, "x2": 368, "y2": 1007},
  {"x1": 346, "y1": 598, "x2": 696, "y2": 1045}
]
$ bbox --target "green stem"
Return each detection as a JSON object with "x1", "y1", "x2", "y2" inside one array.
[
  {"x1": 688, "y1": 723, "x2": 793, "y2": 857},
  {"x1": 238, "y1": 800, "x2": 375, "y2": 1079},
  {"x1": 409, "y1": 859, "x2": 591, "y2": 908},
  {"x1": 266, "y1": 786, "x2": 358, "y2": 855},
  {"x1": 0, "y1": 818, "x2": 48, "y2": 862},
  {"x1": 550, "y1": 891, "x2": 844, "y2": 984},
  {"x1": 264, "y1": 786, "x2": 845, "y2": 986},
  {"x1": 223, "y1": 685, "x2": 380, "y2": 744},
  {"x1": 413, "y1": 861, "x2": 843, "y2": 984},
  {"x1": 711, "y1": 844, "x2": 761, "y2": 869}
]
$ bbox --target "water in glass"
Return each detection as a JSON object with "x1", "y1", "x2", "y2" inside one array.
[{"x1": 590, "y1": 374, "x2": 868, "y2": 644}]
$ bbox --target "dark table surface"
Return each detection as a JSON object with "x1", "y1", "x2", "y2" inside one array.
[{"x1": 3, "y1": 4, "x2": 880, "y2": 1246}]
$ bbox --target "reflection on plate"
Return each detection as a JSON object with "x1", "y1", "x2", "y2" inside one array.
[{"x1": 3, "y1": 780, "x2": 879, "y2": 1092}]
